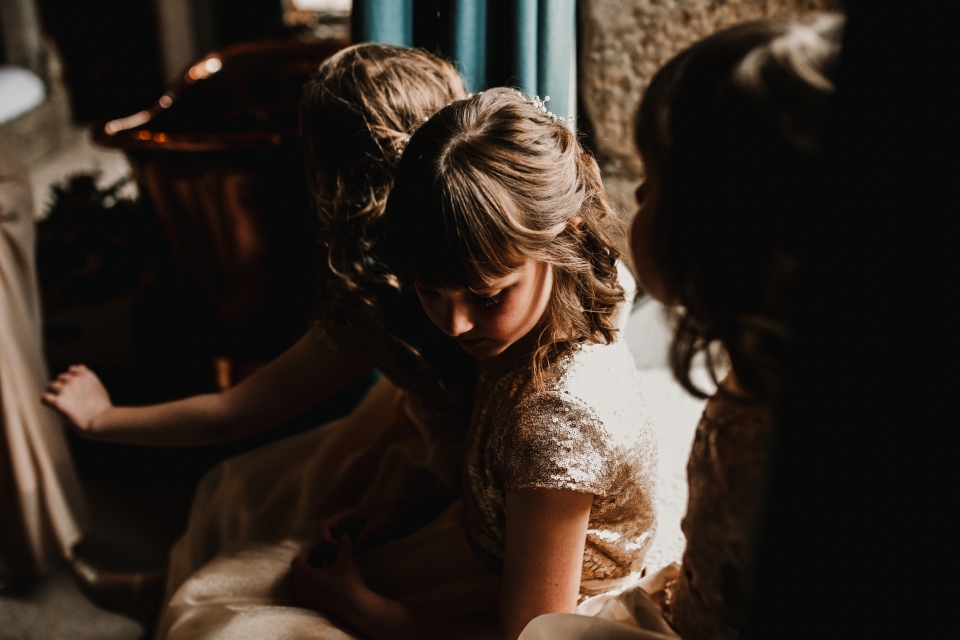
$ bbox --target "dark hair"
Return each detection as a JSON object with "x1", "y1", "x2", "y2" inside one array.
[
  {"x1": 299, "y1": 43, "x2": 467, "y2": 339},
  {"x1": 635, "y1": 14, "x2": 844, "y2": 402},
  {"x1": 383, "y1": 88, "x2": 624, "y2": 383}
]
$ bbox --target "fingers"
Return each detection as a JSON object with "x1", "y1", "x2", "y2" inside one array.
[
  {"x1": 318, "y1": 521, "x2": 339, "y2": 547},
  {"x1": 320, "y1": 508, "x2": 365, "y2": 546},
  {"x1": 41, "y1": 392, "x2": 58, "y2": 406},
  {"x1": 46, "y1": 366, "x2": 84, "y2": 395}
]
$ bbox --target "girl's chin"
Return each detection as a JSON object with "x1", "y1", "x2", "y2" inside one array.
[{"x1": 456, "y1": 338, "x2": 506, "y2": 359}]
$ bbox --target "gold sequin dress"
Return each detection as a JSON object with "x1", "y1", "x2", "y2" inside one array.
[
  {"x1": 662, "y1": 399, "x2": 771, "y2": 639},
  {"x1": 466, "y1": 339, "x2": 659, "y2": 596}
]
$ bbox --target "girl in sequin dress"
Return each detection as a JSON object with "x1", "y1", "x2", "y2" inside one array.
[
  {"x1": 285, "y1": 88, "x2": 659, "y2": 640},
  {"x1": 522, "y1": 15, "x2": 846, "y2": 640}
]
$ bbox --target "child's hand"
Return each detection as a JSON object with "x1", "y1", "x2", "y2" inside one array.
[
  {"x1": 42, "y1": 364, "x2": 113, "y2": 433},
  {"x1": 318, "y1": 503, "x2": 406, "y2": 554},
  {"x1": 291, "y1": 535, "x2": 369, "y2": 619}
]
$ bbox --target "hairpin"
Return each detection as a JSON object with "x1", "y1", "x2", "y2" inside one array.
[{"x1": 514, "y1": 89, "x2": 566, "y2": 123}]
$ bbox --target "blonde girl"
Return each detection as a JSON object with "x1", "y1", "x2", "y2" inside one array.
[
  {"x1": 289, "y1": 88, "x2": 659, "y2": 640},
  {"x1": 44, "y1": 44, "x2": 474, "y2": 606}
]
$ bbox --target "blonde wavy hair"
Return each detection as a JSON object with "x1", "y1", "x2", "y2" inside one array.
[
  {"x1": 382, "y1": 88, "x2": 625, "y2": 384},
  {"x1": 300, "y1": 44, "x2": 467, "y2": 337}
]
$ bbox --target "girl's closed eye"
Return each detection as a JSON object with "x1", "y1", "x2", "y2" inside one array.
[
  {"x1": 474, "y1": 290, "x2": 505, "y2": 308},
  {"x1": 415, "y1": 285, "x2": 440, "y2": 298}
]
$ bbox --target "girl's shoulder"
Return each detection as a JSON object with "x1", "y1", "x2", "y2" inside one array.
[
  {"x1": 502, "y1": 340, "x2": 653, "y2": 448},
  {"x1": 490, "y1": 340, "x2": 655, "y2": 497},
  {"x1": 548, "y1": 340, "x2": 649, "y2": 424}
]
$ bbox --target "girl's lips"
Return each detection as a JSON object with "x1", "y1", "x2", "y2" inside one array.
[{"x1": 456, "y1": 336, "x2": 487, "y2": 347}]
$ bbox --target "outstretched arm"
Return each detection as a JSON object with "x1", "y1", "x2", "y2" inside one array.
[
  {"x1": 43, "y1": 331, "x2": 374, "y2": 447},
  {"x1": 291, "y1": 487, "x2": 593, "y2": 640}
]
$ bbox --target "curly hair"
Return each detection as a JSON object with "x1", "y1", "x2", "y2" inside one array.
[
  {"x1": 634, "y1": 14, "x2": 844, "y2": 403},
  {"x1": 382, "y1": 88, "x2": 625, "y2": 385},
  {"x1": 299, "y1": 44, "x2": 466, "y2": 340}
]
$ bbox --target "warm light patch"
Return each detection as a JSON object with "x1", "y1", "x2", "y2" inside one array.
[
  {"x1": 188, "y1": 57, "x2": 223, "y2": 81},
  {"x1": 105, "y1": 110, "x2": 151, "y2": 135}
]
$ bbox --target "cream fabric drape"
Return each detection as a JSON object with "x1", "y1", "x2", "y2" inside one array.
[
  {"x1": 0, "y1": 130, "x2": 87, "y2": 583},
  {"x1": 519, "y1": 564, "x2": 681, "y2": 640}
]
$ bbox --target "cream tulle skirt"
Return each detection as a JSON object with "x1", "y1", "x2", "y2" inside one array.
[
  {"x1": 159, "y1": 377, "x2": 496, "y2": 639},
  {"x1": 160, "y1": 500, "x2": 500, "y2": 639},
  {"x1": 162, "y1": 511, "x2": 678, "y2": 640},
  {"x1": 520, "y1": 565, "x2": 681, "y2": 640}
]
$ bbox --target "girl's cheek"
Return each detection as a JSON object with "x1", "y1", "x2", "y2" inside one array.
[
  {"x1": 487, "y1": 292, "x2": 538, "y2": 338},
  {"x1": 631, "y1": 207, "x2": 670, "y2": 303}
]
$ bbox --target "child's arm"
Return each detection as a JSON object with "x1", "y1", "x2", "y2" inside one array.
[
  {"x1": 499, "y1": 487, "x2": 593, "y2": 637},
  {"x1": 43, "y1": 331, "x2": 374, "y2": 447},
  {"x1": 290, "y1": 487, "x2": 592, "y2": 640}
]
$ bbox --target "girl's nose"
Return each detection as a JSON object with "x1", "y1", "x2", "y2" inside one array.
[{"x1": 443, "y1": 300, "x2": 474, "y2": 337}]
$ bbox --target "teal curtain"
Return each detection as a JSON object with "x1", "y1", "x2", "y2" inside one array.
[
  {"x1": 351, "y1": 0, "x2": 414, "y2": 48},
  {"x1": 352, "y1": 0, "x2": 576, "y2": 125}
]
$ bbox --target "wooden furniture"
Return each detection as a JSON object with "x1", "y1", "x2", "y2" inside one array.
[{"x1": 94, "y1": 37, "x2": 348, "y2": 369}]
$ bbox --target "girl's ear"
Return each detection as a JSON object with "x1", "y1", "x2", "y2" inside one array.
[{"x1": 571, "y1": 216, "x2": 584, "y2": 230}]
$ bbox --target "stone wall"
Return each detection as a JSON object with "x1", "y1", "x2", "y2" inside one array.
[{"x1": 579, "y1": 0, "x2": 842, "y2": 261}]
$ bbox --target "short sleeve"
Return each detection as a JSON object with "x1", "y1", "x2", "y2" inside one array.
[{"x1": 499, "y1": 392, "x2": 615, "y2": 496}]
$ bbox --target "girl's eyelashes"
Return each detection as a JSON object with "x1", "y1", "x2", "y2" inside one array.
[
  {"x1": 415, "y1": 285, "x2": 440, "y2": 297},
  {"x1": 474, "y1": 290, "x2": 505, "y2": 307},
  {"x1": 415, "y1": 284, "x2": 506, "y2": 307}
]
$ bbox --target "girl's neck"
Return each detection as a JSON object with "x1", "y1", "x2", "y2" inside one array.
[{"x1": 486, "y1": 318, "x2": 550, "y2": 365}]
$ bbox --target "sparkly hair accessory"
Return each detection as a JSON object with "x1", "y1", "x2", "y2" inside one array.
[
  {"x1": 512, "y1": 89, "x2": 565, "y2": 123},
  {"x1": 393, "y1": 105, "x2": 445, "y2": 157},
  {"x1": 394, "y1": 92, "x2": 563, "y2": 158},
  {"x1": 531, "y1": 95, "x2": 565, "y2": 123}
]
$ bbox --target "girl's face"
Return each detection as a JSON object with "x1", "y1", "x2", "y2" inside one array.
[
  {"x1": 630, "y1": 180, "x2": 673, "y2": 304},
  {"x1": 415, "y1": 260, "x2": 553, "y2": 359}
]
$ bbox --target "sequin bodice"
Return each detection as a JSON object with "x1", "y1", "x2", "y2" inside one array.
[
  {"x1": 464, "y1": 340, "x2": 658, "y2": 591},
  {"x1": 663, "y1": 399, "x2": 771, "y2": 640}
]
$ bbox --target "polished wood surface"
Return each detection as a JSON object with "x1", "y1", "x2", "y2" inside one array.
[{"x1": 94, "y1": 37, "x2": 349, "y2": 363}]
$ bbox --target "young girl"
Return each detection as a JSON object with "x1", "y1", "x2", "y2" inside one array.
[
  {"x1": 283, "y1": 88, "x2": 659, "y2": 640},
  {"x1": 43, "y1": 44, "x2": 473, "y2": 597},
  {"x1": 626, "y1": 15, "x2": 843, "y2": 640},
  {"x1": 521, "y1": 14, "x2": 845, "y2": 640}
]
